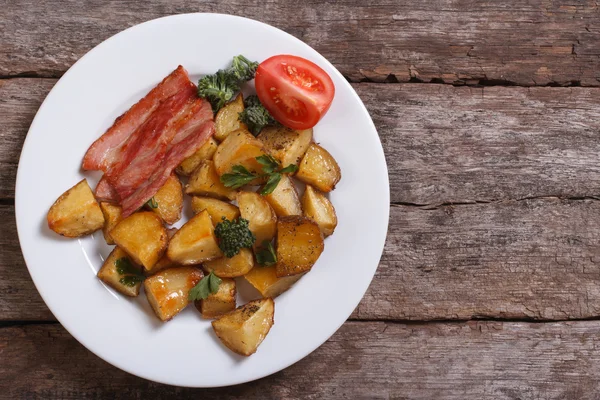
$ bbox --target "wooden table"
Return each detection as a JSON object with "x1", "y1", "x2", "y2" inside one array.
[{"x1": 2, "y1": 1, "x2": 600, "y2": 398}]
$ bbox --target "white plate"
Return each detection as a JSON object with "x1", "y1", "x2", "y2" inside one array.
[{"x1": 15, "y1": 13, "x2": 389, "y2": 387}]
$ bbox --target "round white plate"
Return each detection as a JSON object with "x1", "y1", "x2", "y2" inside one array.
[{"x1": 16, "y1": 13, "x2": 389, "y2": 387}]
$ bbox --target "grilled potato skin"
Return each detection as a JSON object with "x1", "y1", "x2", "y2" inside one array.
[
  {"x1": 190, "y1": 197, "x2": 240, "y2": 226},
  {"x1": 167, "y1": 210, "x2": 223, "y2": 265},
  {"x1": 185, "y1": 160, "x2": 237, "y2": 200},
  {"x1": 97, "y1": 247, "x2": 142, "y2": 297},
  {"x1": 203, "y1": 248, "x2": 255, "y2": 278},
  {"x1": 244, "y1": 264, "x2": 304, "y2": 298},
  {"x1": 262, "y1": 174, "x2": 302, "y2": 217},
  {"x1": 47, "y1": 179, "x2": 105, "y2": 237},
  {"x1": 301, "y1": 185, "x2": 338, "y2": 236},
  {"x1": 100, "y1": 202, "x2": 122, "y2": 245},
  {"x1": 214, "y1": 94, "x2": 247, "y2": 142},
  {"x1": 275, "y1": 216, "x2": 324, "y2": 277},
  {"x1": 195, "y1": 278, "x2": 237, "y2": 319},
  {"x1": 257, "y1": 126, "x2": 312, "y2": 167},
  {"x1": 296, "y1": 143, "x2": 341, "y2": 192},
  {"x1": 149, "y1": 174, "x2": 183, "y2": 225},
  {"x1": 144, "y1": 266, "x2": 203, "y2": 321},
  {"x1": 176, "y1": 137, "x2": 219, "y2": 176},
  {"x1": 237, "y1": 191, "x2": 277, "y2": 248}
]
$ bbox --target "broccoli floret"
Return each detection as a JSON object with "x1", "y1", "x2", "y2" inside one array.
[
  {"x1": 214, "y1": 217, "x2": 256, "y2": 258},
  {"x1": 238, "y1": 95, "x2": 277, "y2": 135}
]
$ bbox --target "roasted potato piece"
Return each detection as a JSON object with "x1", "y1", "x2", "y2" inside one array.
[
  {"x1": 213, "y1": 129, "x2": 266, "y2": 177},
  {"x1": 144, "y1": 228, "x2": 178, "y2": 276},
  {"x1": 215, "y1": 94, "x2": 247, "y2": 142},
  {"x1": 97, "y1": 247, "x2": 143, "y2": 297},
  {"x1": 203, "y1": 248, "x2": 254, "y2": 278},
  {"x1": 212, "y1": 298, "x2": 275, "y2": 356},
  {"x1": 257, "y1": 126, "x2": 312, "y2": 167},
  {"x1": 244, "y1": 264, "x2": 305, "y2": 298},
  {"x1": 144, "y1": 266, "x2": 203, "y2": 321},
  {"x1": 262, "y1": 174, "x2": 302, "y2": 217},
  {"x1": 296, "y1": 143, "x2": 341, "y2": 192},
  {"x1": 276, "y1": 216, "x2": 324, "y2": 277},
  {"x1": 176, "y1": 137, "x2": 219, "y2": 176},
  {"x1": 47, "y1": 179, "x2": 104, "y2": 237},
  {"x1": 100, "y1": 202, "x2": 122, "y2": 245},
  {"x1": 191, "y1": 197, "x2": 240, "y2": 226},
  {"x1": 149, "y1": 174, "x2": 183, "y2": 225},
  {"x1": 185, "y1": 160, "x2": 237, "y2": 200},
  {"x1": 195, "y1": 278, "x2": 236, "y2": 319},
  {"x1": 167, "y1": 210, "x2": 223, "y2": 265},
  {"x1": 301, "y1": 185, "x2": 337, "y2": 236},
  {"x1": 110, "y1": 212, "x2": 168, "y2": 270},
  {"x1": 237, "y1": 191, "x2": 277, "y2": 247}
]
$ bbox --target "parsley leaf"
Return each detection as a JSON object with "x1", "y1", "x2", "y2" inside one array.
[
  {"x1": 145, "y1": 197, "x2": 158, "y2": 209},
  {"x1": 220, "y1": 165, "x2": 258, "y2": 189},
  {"x1": 259, "y1": 172, "x2": 282, "y2": 195},
  {"x1": 256, "y1": 154, "x2": 280, "y2": 174},
  {"x1": 255, "y1": 240, "x2": 277, "y2": 266},
  {"x1": 221, "y1": 155, "x2": 299, "y2": 194},
  {"x1": 279, "y1": 164, "x2": 299, "y2": 174},
  {"x1": 188, "y1": 271, "x2": 222, "y2": 301},
  {"x1": 115, "y1": 257, "x2": 145, "y2": 287}
]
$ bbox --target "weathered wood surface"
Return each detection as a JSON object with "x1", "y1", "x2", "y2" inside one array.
[
  {"x1": 3, "y1": 321, "x2": 600, "y2": 399},
  {"x1": 4, "y1": 79, "x2": 600, "y2": 204},
  {"x1": 2, "y1": 1, "x2": 599, "y2": 86}
]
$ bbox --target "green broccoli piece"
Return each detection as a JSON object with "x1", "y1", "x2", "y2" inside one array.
[
  {"x1": 214, "y1": 217, "x2": 256, "y2": 258},
  {"x1": 238, "y1": 95, "x2": 278, "y2": 135}
]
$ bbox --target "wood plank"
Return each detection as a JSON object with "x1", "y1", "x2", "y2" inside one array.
[
  {"x1": 6, "y1": 197, "x2": 600, "y2": 321},
  {"x1": 4, "y1": 79, "x2": 600, "y2": 204},
  {"x1": 3, "y1": 321, "x2": 600, "y2": 398},
  {"x1": 2, "y1": 1, "x2": 599, "y2": 86}
]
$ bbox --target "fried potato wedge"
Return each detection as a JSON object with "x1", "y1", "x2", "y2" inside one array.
[
  {"x1": 244, "y1": 264, "x2": 304, "y2": 298},
  {"x1": 144, "y1": 228, "x2": 178, "y2": 276},
  {"x1": 176, "y1": 137, "x2": 219, "y2": 176},
  {"x1": 237, "y1": 191, "x2": 277, "y2": 247},
  {"x1": 167, "y1": 210, "x2": 223, "y2": 265},
  {"x1": 100, "y1": 202, "x2": 122, "y2": 245},
  {"x1": 190, "y1": 197, "x2": 240, "y2": 226},
  {"x1": 195, "y1": 278, "x2": 236, "y2": 319},
  {"x1": 212, "y1": 298, "x2": 275, "y2": 356},
  {"x1": 47, "y1": 179, "x2": 104, "y2": 237},
  {"x1": 144, "y1": 266, "x2": 203, "y2": 321},
  {"x1": 149, "y1": 174, "x2": 183, "y2": 225},
  {"x1": 97, "y1": 247, "x2": 143, "y2": 297},
  {"x1": 301, "y1": 185, "x2": 338, "y2": 236},
  {"x1": 262, "y1": 174, "x2": 302, "y2": 217},
  {"x1": 296, "y1": 143, "x2": 341, "y2": 192},
  {"x1": 203, "y1": 248, "x2": 255, "y2": 278},
  {"x1": 185, "y1": 160, "x2": 237, "y2": 200},
  {"x1": 213, "y1": 129, "x2": 266, "y2": 177},
  {"x1": 257, "y1": 126, "x2": 312, "y2": 167},
  {"x1": 110, "y1": 211, "x2": 168, "y2": 270},
  {"x1": 215, "y1": 94, "x2": 247, "y2": 142},
  {"x1": 275, "y1": 216, "x2": 324, "y2": 277}
]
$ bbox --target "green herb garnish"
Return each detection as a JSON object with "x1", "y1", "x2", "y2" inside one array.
[
  {"x1": 220, "y1": 165, "x2": 258, "y2": 189},
  {"x1": 220, "y1": 155, "x2": 298, "y2": 195},
  {"x1": 115, "y1": 257, "x2": 145, "y2": 287},
  {"x1": 255, "y1": 240, "x2": 277, "y2": 266},
  {"x1": 238, "y1": 95, "x2": 277, "y2": 135},
  {"x1": 188, "y1": 271, "x2": 222, "y2": 301},
  {"x1": 145, "y1": 197, "x2": 158, "y2": 209},
  {"x1": 214, "y1": 217, "x2": 256, "y2": 258}
]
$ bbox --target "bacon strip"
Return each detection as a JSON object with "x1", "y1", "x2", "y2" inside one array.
[{"x1": 94, "y1": 176, "x2": 119, "y2": 203}]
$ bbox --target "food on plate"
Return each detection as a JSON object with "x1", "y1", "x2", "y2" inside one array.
[
  {"x1": 213, "y1": 216, "x2": 255, "y2": 258},
  {"x1": 237, "y1": 191, "x2": 277, "y2": 247},
  {"x1": 99, "y1": 202, "x2": 122, "y2": 245},
  {"x1": 185, "y1": 160, "x2": 237, "y2": 200},
  {"x1": 213, "y1": 129, "x2": 266, "y2": 177},
  {"x1": 147, "y1": 174, "x2": 183, "y2": 225},
  {"x1": 195, "y1": 278, "x2": 237, "y2": 319},
  {"x1": 204, "y1": 248, "x2": 255, "y2": 278},
  {"x1": 301, "y1": 185, "x2": 337, "y2": 236},
  {"x1": 143, "y1": 228, "x2": 178, "y2": 276},
  {"x1": 176, "y1": 137, "x2": 219, "y2": 176},
  {"x1": 257, "y1": 126, "x2": 312, "y2": 167},
  {"x1": 255, "y1": 55, "x2": 335, "y2": 130},
  {"x1": 275, "y1": 216, "x2": 324, "y2": 277},
  {"x1": 244, "y1": 264, "x2": 305, "y2": 298},
  {"x1": 167, "y1": 210, "x2": 222, "y2": 264},
  {"x1": 190, "y1": 197, "x2": 240, "y2": 225},
  {"x1": 214, "y1": 94, "x2": 247, "y2": 141},
  {"x1": 47, "y1": 179, "x2": 105, "y2": 237},
  {"x1": 261, "y1": 174, "x2": 302, "y2": 217},
  {"x1": 211, "y1": 298, "x2": 275, "y2": 356},
  {"x1": 97, "y1": 247, "x2": 144, "y2": 297},
  {"x1": 238, "y1": 95, "x2": 278, "y2": 135},
  {"x1": 110, "y1": 211, "x2": 168, "y2": 270},
  {"x1": 296, "y1": 143, "x2": 341, "y2": 192},
  {"x1": 144, "y1": 266, "x2": 203, "y2": 321}
]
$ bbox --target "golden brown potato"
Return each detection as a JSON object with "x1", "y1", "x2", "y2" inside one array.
[
  {"x1": 195, "y1": 278, "x2": 236, "y2": 319},
  {"x1": 144, "y1": 228, "x2": 178, "y2": 276},
  {"x1": 237, "y1": 191, "x2": 277, "y2": 247},
  {"x1": 275, "y1": 216, "x2": 324, "y2": 277},
  {"x1": 203, "y1": 248, "x2": 254, "y2": 278},
  {"x1": 97, "y1": 247, "x2": 143, "y2": 297},
  {"x1": 47, "y1": 179, "x2": 105, "y2": 237},
  {"x1": 100, "y1": 202, "x2": 122, "y2": 245},
  {"x1": 110, "y1": 211, "x2": 168, "y2": 271},
  {"x1": 213, "y1": 129, "x2": 266, "y2": 177},
  {"x1": 190, "y1": 197, "x2": 240, "y2": 226},
  {"x1": 296, "y1": 143, "x2": 341, "y2": 192},
  {"x1": 167, "y1": 210, "x2": 223, "y2": 265},
  {"x1": 185, "y1": 160, "x2": 237, "y2": 200},
  {"x1": 144, "y1": 266, "x2": 203, "y2": 321},
  {"x1": 149, "y1": 174, "x2": 183, "y2": 225},
  {"x1": 257, "y1": 126, "x2": 312, "y2": 167},
  {"x1": 176, "y1": 137, "x2": 219, "y2": 176},
  {"x1": 244, "y1": 264, "x2": 304, "y2": 298},
  {"x1": 212, "y1": 298, "x2": 275, "y2": 356},
  {"x1": 215, "y1": 94, "x2": 247, "y2": 142},
  {"x1": 262, "y1": 174, "x2": 302, "y2": 217},
  {"x1": 301, "y1": 185, "x2": 338, "y2": 236}
]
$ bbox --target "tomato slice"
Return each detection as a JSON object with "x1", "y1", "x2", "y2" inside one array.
[{"x1": 254, "y1": 55, "x2": 335, "y2": 130}]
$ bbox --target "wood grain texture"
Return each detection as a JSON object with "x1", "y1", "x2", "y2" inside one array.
[
  {"x1": 3, "y1": 321, "x2": 600, "y2": 399},
  {"x1": 1, "y1": 1, "x2": 599, "y2": 86}
]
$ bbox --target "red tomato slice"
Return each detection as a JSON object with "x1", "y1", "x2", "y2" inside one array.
[{"x1": 255, "y1": 55, "x2": 335, "y2": 130}]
